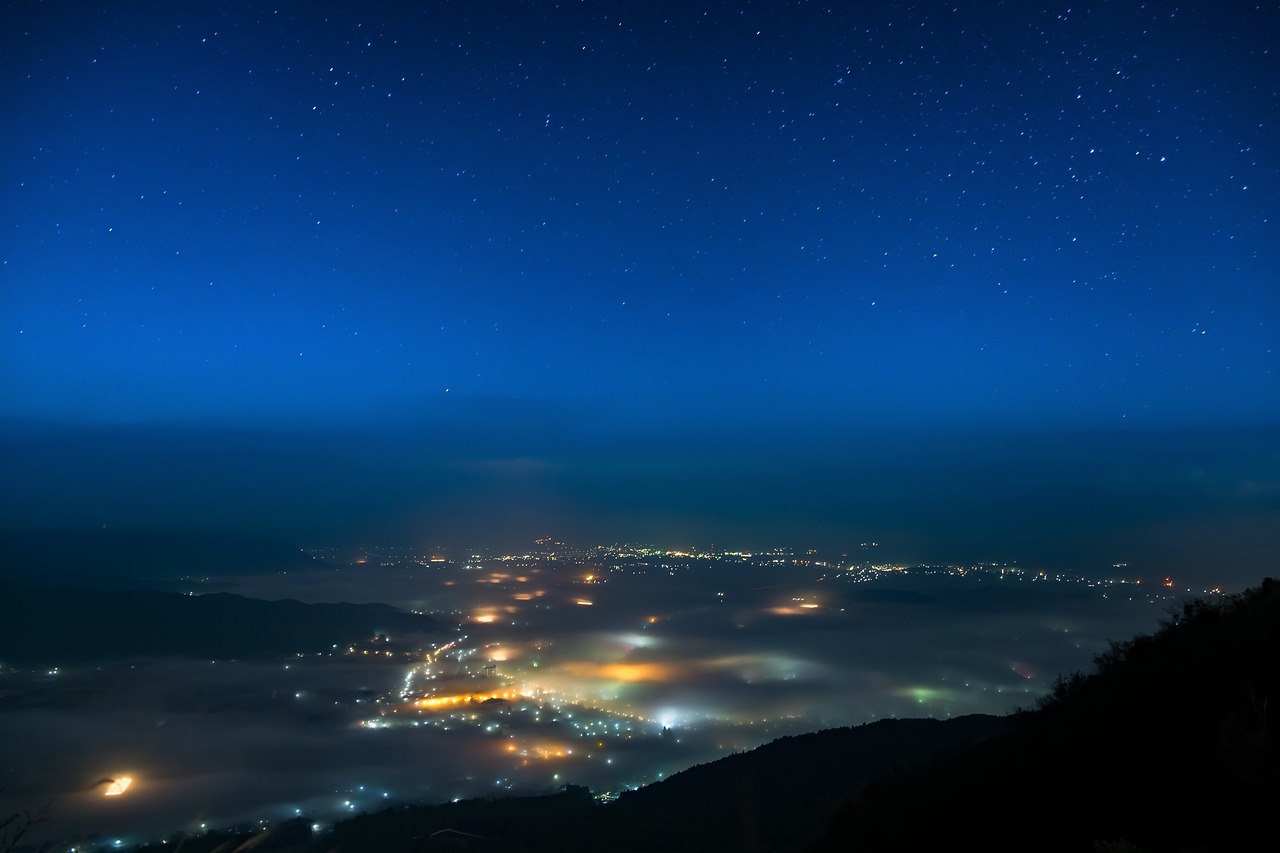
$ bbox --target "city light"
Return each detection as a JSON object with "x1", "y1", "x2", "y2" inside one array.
[{"x1": 103, "y1": 776, "x2": 133, "y2": 797}]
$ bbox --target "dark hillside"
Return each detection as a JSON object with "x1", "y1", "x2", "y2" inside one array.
[
  {"x1": 818, "y1": 578, "x2": 1280, "y2": 852},
  {"x1": 0, "y1": 582, "x2": 442, "y2": 663},
  {"x1": 609, "y1": 714, "x2": 1009, "y2": 852}
]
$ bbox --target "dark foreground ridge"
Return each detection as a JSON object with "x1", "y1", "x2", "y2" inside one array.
[
  {"x1": 0, "y1": 582, "x2": 442, "y2": 664},
  {"x1": 94, "y1": 578, "x2": 1280, "y2": 851},
  {"x1": 818, "y1": 577, "x2": 1280, "y2": 853}
]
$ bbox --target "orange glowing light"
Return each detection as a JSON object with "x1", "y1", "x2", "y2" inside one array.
[
  {"x1": 529, "y1": 740, "x2": 573, "y2": 759},
  {"x1": 562, "y1": 661, "x2": 676, "y2": 682},
  {"x1": 602, "y1": 663, "x2": 671, "y2": 681},
  {"x1": 414, "y1": 688, "x2": 523, "y2": 709}
]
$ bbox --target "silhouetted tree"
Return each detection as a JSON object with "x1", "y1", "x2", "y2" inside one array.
[{"x1": 0, "y1": 802, "x2": 50, "y2": 853}]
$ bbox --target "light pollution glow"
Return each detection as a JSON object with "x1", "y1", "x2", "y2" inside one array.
[{"x1": 15, "y1": 554, "x2": 1182, "y2": 845}]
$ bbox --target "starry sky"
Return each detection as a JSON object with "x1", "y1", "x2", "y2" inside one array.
[{"x1": 2, "y1": 1, "x2": 1278, "y2": 578}]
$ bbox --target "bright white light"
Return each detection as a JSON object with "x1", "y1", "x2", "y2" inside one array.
[{"x1": 103, "y1": 777, "x2": 133, "y2": 797}]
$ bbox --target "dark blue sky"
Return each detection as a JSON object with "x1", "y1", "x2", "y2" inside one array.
[{"x1": 2, "y1": 2, "x2": 1277, "y2": 580}]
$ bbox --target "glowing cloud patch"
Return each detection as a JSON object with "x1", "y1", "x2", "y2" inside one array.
[
  {"x1": 561, "y1": 661, "x2": 680, "y2": 682},
  {"x1": 895, "y1": 686, "x2": 954, "y2": 704}
]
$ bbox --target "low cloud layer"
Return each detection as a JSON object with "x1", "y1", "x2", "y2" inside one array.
[{"x1": 0, "y1": 566, "x2": 1176, "y2": 846}]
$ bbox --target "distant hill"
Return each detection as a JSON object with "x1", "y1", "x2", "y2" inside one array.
[
  {"x1": 0, "y1": 582, "x2": 443, "y2": 664},
  {"x1": 0, "y1": 528, "x2": 321, "y2": 585}
]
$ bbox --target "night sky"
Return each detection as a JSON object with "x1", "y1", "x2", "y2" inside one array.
[{"x1": 2, "y1": 2, "x2": 1277, "y2": 580}]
